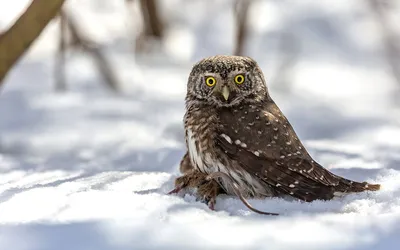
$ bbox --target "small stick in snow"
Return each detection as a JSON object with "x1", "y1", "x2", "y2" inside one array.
[{"x1": 206, "y1": 172, "x2": 279, "y2": 216}]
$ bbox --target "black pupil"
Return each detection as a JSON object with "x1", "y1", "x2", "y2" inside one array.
[
  {"x1": 208, "y1": 79, "x2": 213, "y2": 84},
  {"x1": 238, "y1": 76, "x2": 243, "y2": 82}
]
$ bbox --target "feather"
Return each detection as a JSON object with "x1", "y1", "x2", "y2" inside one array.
[{"x1": 216, "y1": 101, "x2": 380, "y2": 201}]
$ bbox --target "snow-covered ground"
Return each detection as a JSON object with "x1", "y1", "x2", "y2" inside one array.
[{"x1": 1, "y1": 0, "x2": 400, "y2": 249}]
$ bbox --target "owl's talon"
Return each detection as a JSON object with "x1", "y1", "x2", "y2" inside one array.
[
  {"x1": 167, "y1": 186, "x2": 182, "y2": 195},
  {"x1": 196, "y1": 195, "x2": 216, "y2": 211},
  {"x1": 195, "y1": 196, "x2": 204, "y2": 202},
  {"x1": 196, "y1": 180, "x2": 220, "y2": 211},
  {"x1": 197, "y1": 195, "x2": 210, "y2": 204},
  {"x1": 167, "y1": 180, "x2": 188, "y2": 195},
  {"x1": 168, "y1": 174, "x2": 194, "y2": 195},
  {"x1": 208, "y1": 198, "x2": 216, "y2": 211}
]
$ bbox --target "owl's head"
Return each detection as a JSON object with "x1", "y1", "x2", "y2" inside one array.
[{"x1": 186, "y1": 55, "x2": 269, "y2": 108}]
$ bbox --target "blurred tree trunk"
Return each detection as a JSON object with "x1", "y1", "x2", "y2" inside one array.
[
  {"x1": 55, "y1": 12, "x2": 67, "y2": 91},
  {"x1": 367, "y1": 0, "x2": 400, "y2": 86},
  {"x1": 135, "y1": 0, "x2": 164, "y2": 52},
  {"x1": 59, "y1": 10, "x2": 120, "y2": 92},
  {"x1": 272, "y1": 32, "x2": 299, "y2": 93},
  {"x1": 0, "y1": 0, "x2": 65, "y2": 87},
  {"x1": 140, "y1": 0, "x2": 164, "y2": 39},
  {"x1": 234, "y1": 0, "x2": 251, "y2": 56}
]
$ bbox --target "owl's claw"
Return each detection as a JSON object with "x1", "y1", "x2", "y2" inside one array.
[
  {"x1": 167, "y1": 186, "x2": 181, "y2": 195},
  {"x1": 167, "y1": 183, "x2": 185, "y2": 195},
  {"x1": 167, "y1": 174, "x2": 193, "y2": 195},
  {"x1": 196, "y1": 195, "x2": 216, "y2": 211},
  {"x1": 208, "y1": 197, "x2": 216, "y2": 211},
  {"x1": 197, "y1": 180, "x2": 220, "y2": 211},
  {"x1": 170, "y1": 171, "x2": 222, "y2": 211}
]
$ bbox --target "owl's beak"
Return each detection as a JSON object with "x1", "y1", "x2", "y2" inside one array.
[{"x1": 221, "y1": 86, "x2": 230, "y2": 101}]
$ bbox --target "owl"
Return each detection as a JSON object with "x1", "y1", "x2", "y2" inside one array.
[{"x1": 169, "y1": 55, "x2": 380, "y2": 210}]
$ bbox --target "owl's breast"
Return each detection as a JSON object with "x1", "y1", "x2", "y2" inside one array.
[
  {"x1": 186, "y1": 128, "x2": 206, "y2": 172},
  {"x1": 184, "y1": 106, "x2": 273, "y2": 198},
  {"x1": 185, "y1": 126, "x2": 220, "y2": 174},
  {"x1": 184, "y1": 107, "x2": 221, "y2": 174}
]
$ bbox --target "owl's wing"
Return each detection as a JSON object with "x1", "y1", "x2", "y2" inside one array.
[{"x1": 216, "y1": 103, "x2": 349, "y2": 201}]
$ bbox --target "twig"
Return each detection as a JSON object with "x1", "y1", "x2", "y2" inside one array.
[{"x1": 0, "y1": 0, "x2": 66, "y2": 86}]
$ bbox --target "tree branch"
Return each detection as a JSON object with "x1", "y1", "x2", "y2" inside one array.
[
  {"x1": 0, "y1": 0, "x2": 65, "y2": 86},
  {"x1": 234, "y1": 0, "x2": 251, "y2": 56}
]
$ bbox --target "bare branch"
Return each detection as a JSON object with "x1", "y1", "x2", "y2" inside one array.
[
  {"x1": 234, "y1": 0, "x2": 251, "y2": 56},
  {"x1": 0, "y1": 0, "x2": 66, "y2": 86},
  {"x1": 139, "y1": 0, "x2": 164, "y2": 39},
  {"x1": 135, "y1": 0, "x2": 164, "y2": 53}
]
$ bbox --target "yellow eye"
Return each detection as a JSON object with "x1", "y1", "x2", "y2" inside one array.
[
  {"x1": 205, "y1": 76, "x2": 216, "y2": 87},
  {"x1": 234, "y1": 74, "x2": 245, "y2": 84}
]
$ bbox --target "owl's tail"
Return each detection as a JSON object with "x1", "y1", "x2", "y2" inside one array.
[
  {"x1": 335, "y1": 177, "x2": 380, "y2": 196},
  {"x1": 348, "y1": 181, "x2": 381, "y2": 192}
]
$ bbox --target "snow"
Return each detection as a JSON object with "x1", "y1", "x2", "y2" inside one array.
[{"x1": 1, "y1": 0, "x2": 400, "y2": 249}]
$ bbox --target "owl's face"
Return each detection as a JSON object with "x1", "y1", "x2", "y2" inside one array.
[{"x1": 186, "y1": 55, "x2": 268, "y2": 108}]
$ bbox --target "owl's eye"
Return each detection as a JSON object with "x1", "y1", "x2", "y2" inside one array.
[
  {"x1": 234, "y1": 74, "x2": 245, "y2": 84},
  {"x1": 205, "y1": 76, "x2": 216, "y2": 87}
]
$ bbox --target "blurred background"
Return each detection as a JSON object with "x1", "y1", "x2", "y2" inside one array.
[
  {"x1": 0, "y1": 0, "x2": 400, "y2": 179},
  {"x1": 0, "y1": 1, "x2": 400, "y2": 249}
]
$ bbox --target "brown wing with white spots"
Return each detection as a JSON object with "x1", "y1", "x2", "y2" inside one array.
[{"x1": 216, "y1": 101, "x2": 368, "y2": 201}]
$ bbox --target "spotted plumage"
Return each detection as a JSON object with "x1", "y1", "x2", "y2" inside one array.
[{"x1": 172, "y1": 55, "x2": 380, "y2": 208}]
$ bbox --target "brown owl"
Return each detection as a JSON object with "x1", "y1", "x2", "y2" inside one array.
[{"x1": 169, "y1": 55, "x2": 380, "y2": 211}]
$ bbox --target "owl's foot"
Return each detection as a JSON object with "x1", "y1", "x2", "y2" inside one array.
[
  {"x1": 168, "y1": 171, "x2": 208, "y2": 193},
  {"x1": 168, "y1": 171, "x2": 222, "y2": 210},
  {"x1": 167, "y1": 171, "x2": 206, "y2": 195},
  {"x1": 196, "y1": 178, "x2": 221, "y2": 210}
]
